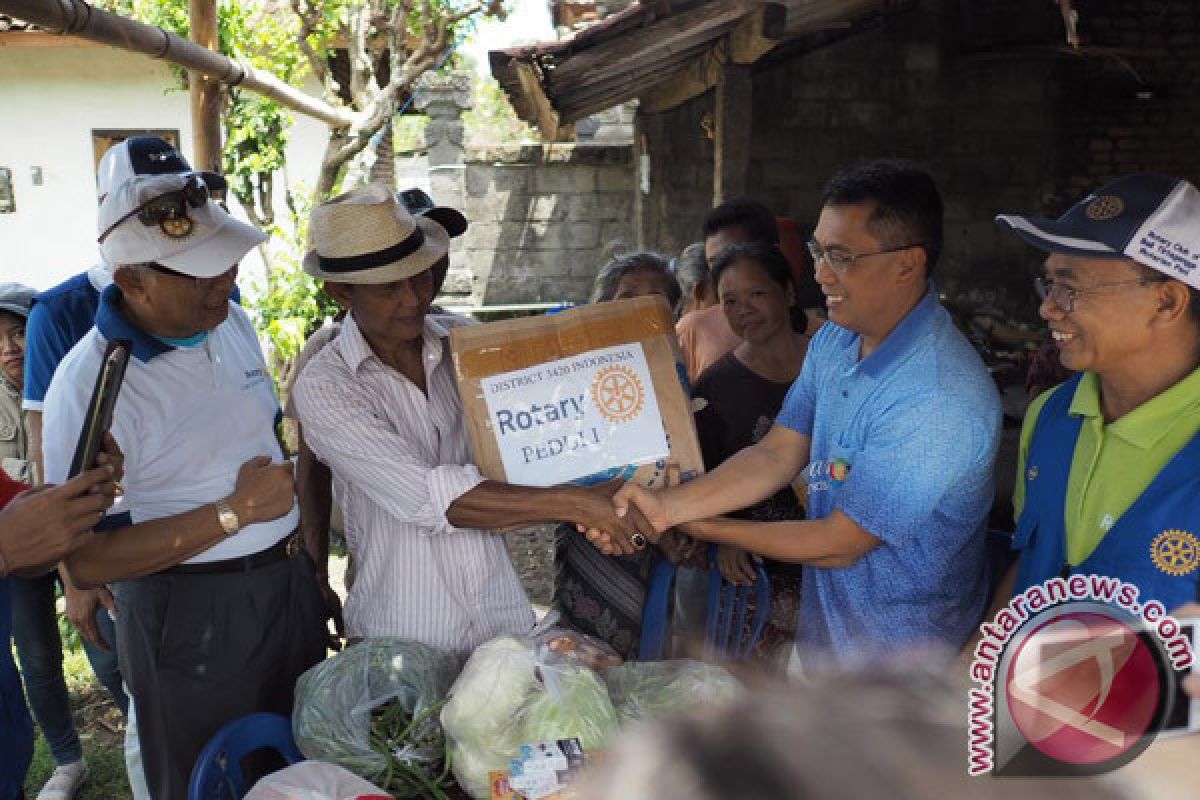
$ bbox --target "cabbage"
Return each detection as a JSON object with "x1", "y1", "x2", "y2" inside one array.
[
  {"x1": 519, "y1": 665, "x2": 618, "y2": 751},
  {"x1": 445, "y1": 738, "x2": 513, "y2": 800},
  {"x1": 605, "y1": 660, "x2": 742, "y2": 725},
  {"x1": 441, "y1": 636, "x2": 541, "y2": 799}
]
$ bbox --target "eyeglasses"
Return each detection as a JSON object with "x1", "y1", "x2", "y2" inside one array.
[
  {"x1": 98, "y1": 176, "x2": 210, "y2": 245},
  {"x1": 1034, "y1": 275, "x2": 1164, "y2": 314},
  {"x1": 806, "y1": 239, "x2": 924, "y2": 276}
]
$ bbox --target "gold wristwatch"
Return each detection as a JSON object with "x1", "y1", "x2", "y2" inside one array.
[{"x1": 215, "y1": 498, "x2": 241, "y2": 536}]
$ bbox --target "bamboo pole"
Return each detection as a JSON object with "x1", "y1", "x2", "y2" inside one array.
[
  {"x1": 189, "y1": 0, "x2": 222, "y2": 171},
  {"x1": 0, "y1": 0, "x2": 357, "y2": 129}
]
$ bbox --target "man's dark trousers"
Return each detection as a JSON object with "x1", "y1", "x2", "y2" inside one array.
[{"x1": 114, "y1": 549, "x2": 328, "y2": 799}]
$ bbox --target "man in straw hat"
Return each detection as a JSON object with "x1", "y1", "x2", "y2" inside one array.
[
  {"x1": 293, "y1": 184, "x2": 655, "y2": 658},
  {"x1": 283, "y1": 187, "x2": 470, "y2": 638},
  {"x1": 988, "y1": 174, "x2": 1200, "y2": 613},
  {"x1": 40, "y1": 171, "x2": 329, "y2": 798}
]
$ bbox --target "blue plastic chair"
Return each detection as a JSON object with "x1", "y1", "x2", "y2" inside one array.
[
  {"x1": 188, "y1": 712, "x2": 304, "y2": 800},
  {"x1": 639, "y1": 549, "x2": 771, "y2": 661},
  {"x1": 703, "y1": 554, "x2": 772, "y2": 661}
]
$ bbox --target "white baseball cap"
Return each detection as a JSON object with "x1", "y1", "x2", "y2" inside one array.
[
  {"x1": 96, "y1": 135, "x2": 225, "y2": 201},
  {"x1": 98, "y1": 173, "x2": 266, "y2": 279}
]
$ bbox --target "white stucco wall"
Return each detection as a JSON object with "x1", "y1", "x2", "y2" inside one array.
[{"x1": 0, "y1": 42, "x2": 329, "y2": 292}]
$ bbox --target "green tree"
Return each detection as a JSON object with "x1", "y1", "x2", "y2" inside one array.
[{"x1": 99, "y1": 0, "x2": 504, "y2": 382}]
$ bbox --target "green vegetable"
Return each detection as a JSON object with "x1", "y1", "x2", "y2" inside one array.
[
  {"x1": 441, "y1": 636, "x2": 540, "y2": 799},
  {"x1": 293, "y1": 638, "x2": 457, "y2": 799},
  {"x1": 520, "y1": 665, "x2": 619, "y2": 751},
  {"x1": 605, "y1": 660, "x2": 742, "y2": 725}
]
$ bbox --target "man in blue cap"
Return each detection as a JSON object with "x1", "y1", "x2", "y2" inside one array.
[{"x1": 993, "y1": 174, "x2": 1200, "y2": 610}]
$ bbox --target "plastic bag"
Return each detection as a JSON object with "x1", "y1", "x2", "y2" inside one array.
[
  {"x1": 519, "y1": 662, "x2": 619, "y2": 750},
  {"x1": 441, "y1": 627, "x2": 621, "y2": 800},
  {"x1": 292, "y1": 638, "x2": 457, "y2": 796},
  {"x1": 531, "y1": 628, "x2": 623, "y2": 673},
  {"x1": 243, "y1": 761, "x2": 390, "y2": 800},
  {"x1": 604, "y1": 659, "x2": 742, "y2": 725}
]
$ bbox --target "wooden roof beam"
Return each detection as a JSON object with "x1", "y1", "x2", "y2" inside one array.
[
  {"x1": 640, "y1": 4, "x2": 785, "y2": 114},
  {"x1": 548, "y1": 0, "x2": 764, "y2": 88}
]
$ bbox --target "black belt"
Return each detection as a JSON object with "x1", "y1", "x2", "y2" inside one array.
[{"x1": 163, "y1": 532, "x2": 303, "y2": 576}]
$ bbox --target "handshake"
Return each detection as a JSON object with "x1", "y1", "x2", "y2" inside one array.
[{"x1": 570, "y1": 478, "x2": 683, "y2": 560}]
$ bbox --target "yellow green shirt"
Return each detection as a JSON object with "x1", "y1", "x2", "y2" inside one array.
[{"x1": 1013, "y1": 366, "x2": 1200, "y2": 565}]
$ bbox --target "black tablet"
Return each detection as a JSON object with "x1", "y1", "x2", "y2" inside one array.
[{"x1": 67, "y1": 339, "x2": 132, "y2": 480}]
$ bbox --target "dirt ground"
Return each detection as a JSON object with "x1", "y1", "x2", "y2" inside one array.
[
  {"x1": 503, "y1": 523, "x2": 557, "y2": 607},
  {"x1": 73, "y1": 683, "x2": 126, "y2": 750}
]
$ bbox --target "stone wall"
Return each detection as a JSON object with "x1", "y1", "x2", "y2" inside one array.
[
  {"x1": 417, "y1": 74, "x2": 636, "y2": 307},
  {"x1": 637, "y1": 0, "x2": 1200, "y2": 319},
  {"x1": 454, "y1": 144, "x2": 635, "y2": 304}
]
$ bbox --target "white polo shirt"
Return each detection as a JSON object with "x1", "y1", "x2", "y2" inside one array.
[{"x1": 42, "y1": 285, "x2": 297, "y2": 564}]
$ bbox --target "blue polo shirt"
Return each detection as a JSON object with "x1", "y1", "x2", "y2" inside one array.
[
  {"x1": 22, "y1": 268, "x2": 110, "y2": 412},
  {"x1": 776, "y1": 286, "x2": 1000, "y2": 667}
]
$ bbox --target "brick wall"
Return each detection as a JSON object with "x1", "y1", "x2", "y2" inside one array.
[
  {"x1": 1062, "y1": 0, "x2": 1200, "y2": 196},
  {"x1": 638, "y1": 0, "x2": 1200, "y2": 318}
]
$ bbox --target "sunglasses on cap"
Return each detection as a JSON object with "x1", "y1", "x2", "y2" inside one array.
[{"x1": 98, "y1": 175, "x2": 211, "y2": 245}]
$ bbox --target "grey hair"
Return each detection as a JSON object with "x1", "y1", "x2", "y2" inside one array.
[
  {"x1": 589, "y1": 251, "x2": 680, "y2": 306},
  {"x1": 672, "y1": 242, "x2": 709, "y2": 302}
]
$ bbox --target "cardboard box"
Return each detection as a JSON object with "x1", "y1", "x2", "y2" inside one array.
[{"x1": 450, "y1": 296, "x2": 703, "y2": 489}]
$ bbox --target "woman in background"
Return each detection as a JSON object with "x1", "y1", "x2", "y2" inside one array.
[
  {"x1": 555, "y1": 253, "x2": 683, "y2": 658},
  {"x1": 690, "y1": 242, "x2": 808, "y2": 668}
]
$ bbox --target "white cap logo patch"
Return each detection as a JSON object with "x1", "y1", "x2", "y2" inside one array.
[{"x1": 1125, "y1": 181, "x2": 1200, "y2": 290}]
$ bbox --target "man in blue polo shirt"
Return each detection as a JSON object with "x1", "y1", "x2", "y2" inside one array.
[
  {"x1": 613, "y1": 160, "x2": 1001, "y2": 669},
  {"x1": 42, "y1": 172, "x2": 328, "y2": 799}
]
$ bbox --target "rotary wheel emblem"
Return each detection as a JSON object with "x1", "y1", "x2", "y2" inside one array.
[
  {"x1": 159, "y1": 215, "x2": 195, "y2": 239},
  {"x1": 1085, "y1": 195, "x2": 1125, "y2": 221},
  {"x1": 591, "y1": 364, "x2": 645, "y2": 424},
  {"x1": 1150, "y1": 529, "x2": 1200, "y2": 577}
]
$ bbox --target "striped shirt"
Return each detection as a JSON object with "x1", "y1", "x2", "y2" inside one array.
[{"x1": 293, "y1": 312, "x2": 534, "y2": 658}]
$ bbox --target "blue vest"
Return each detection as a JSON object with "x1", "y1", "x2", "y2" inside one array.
[{"x1": 1013, "y1": 373, "x2": 1200, "y2": 608}]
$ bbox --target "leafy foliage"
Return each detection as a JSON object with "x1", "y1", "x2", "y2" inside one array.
[
  {"x1": 248, "y1": 189, "x2": 341, "y2": 387},
  {"x1": 99, "y1": 0, "x2": 307, "y2": 226}
]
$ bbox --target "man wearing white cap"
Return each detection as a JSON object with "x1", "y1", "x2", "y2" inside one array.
[
  {"x1": 994, "y1": 174, "x2": 1200, "y2": 610},
  {"x1": 41, "y1": 172, "x2": 328, "y2": 798},
  {"x1": 293, "y1": 185, "x2": 654, "y2": 660},
  {"x1": 18, "y1": 135, "x2": 212, "y2": 800}
]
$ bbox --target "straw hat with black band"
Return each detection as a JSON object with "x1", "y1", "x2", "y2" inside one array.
[{"x1": 303, "y1": 184, "x2": 450, "y2": 284}]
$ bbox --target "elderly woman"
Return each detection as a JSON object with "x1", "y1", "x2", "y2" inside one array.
[
  {"x1": 555, "y1": 253, "x2": 683, "y2": 658},
  {"x1": 690, "y1": 242, "x2": 809, "y2": 668}
]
